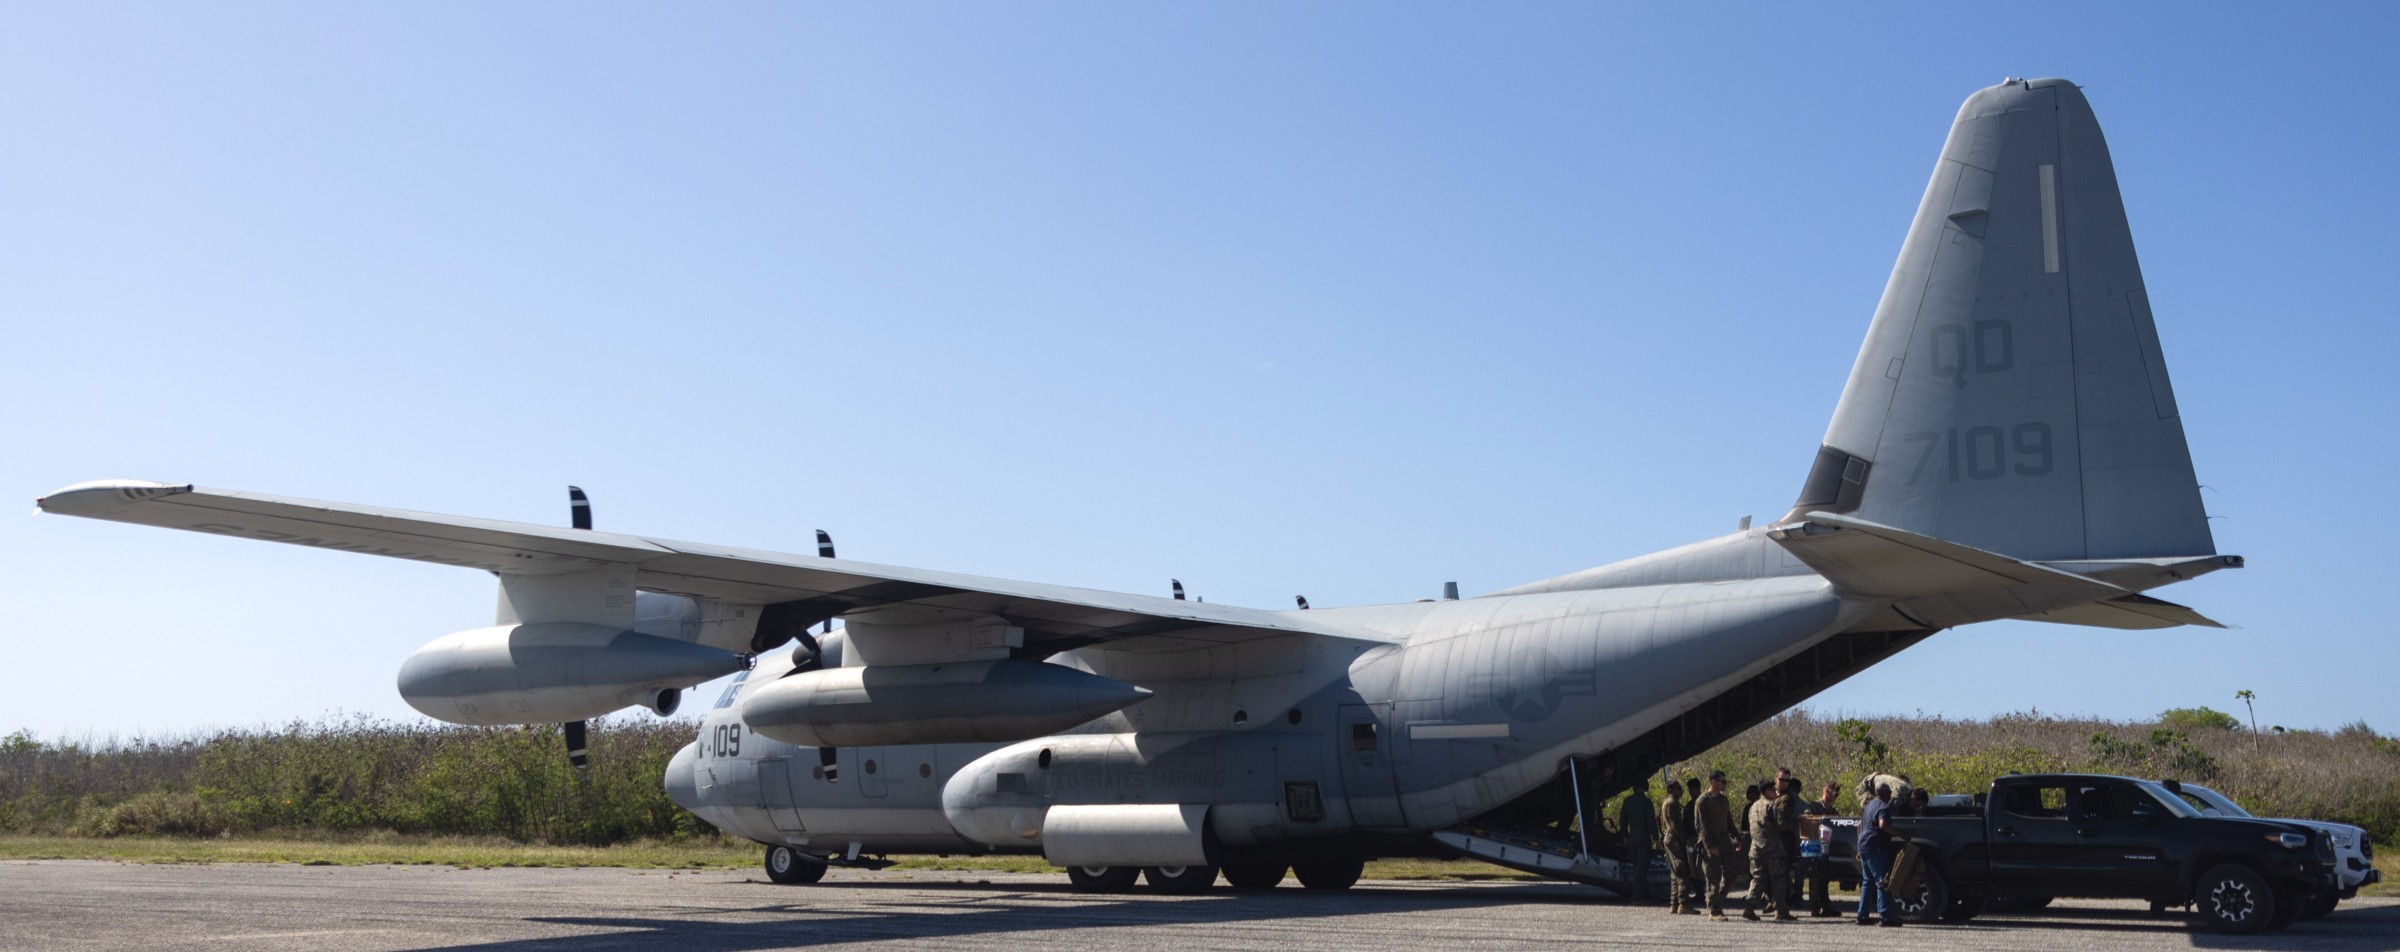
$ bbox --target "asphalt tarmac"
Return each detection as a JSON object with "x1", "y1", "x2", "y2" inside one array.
[{"x1": 1, "y1": 861, "x2": 2392, "y2": 952}]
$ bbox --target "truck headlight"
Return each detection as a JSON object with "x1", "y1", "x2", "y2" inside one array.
[
  {"x1": 2269, "y1": 832, "x2": 2309, "y2": 850},
  {"x1": 2332, "y1": 831, "x2": 2355, "y2": 849}
]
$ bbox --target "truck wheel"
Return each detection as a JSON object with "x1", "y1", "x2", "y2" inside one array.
[
  {"x1": 2297, "y1": 892, "x2": 2338, "y2": 920},
  {"x1": 1222, "y1": 863, "x2": 1288, "y2": 890},
  {"x1": 1066, "y1": 865, "x2": 1141, "y2": 893},
  {"x1": 1892, "y1": 865, "x2": 1949, "y2": 923},
  {"x1": 1144, "y1": 865, "x2": 1220, "y2": 894},
  {"x1": 2193, "y1": 863, "x2": 2274, "y2": 934},
  {"x1": 1293, "y1": 857, "x2": 1365, "y2": 891},
  {"x1": 764, "y1": 846, "x2": 827, "y2": 885},
  {"x1": 1939, "y1": 892, "x2": 1986, "y2": 922},
  {"x1": 2266, "y1": 889, "x2": 2300, "y2": 930}
]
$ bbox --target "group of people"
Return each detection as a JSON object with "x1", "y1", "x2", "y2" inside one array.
[{"x1": 1615, "y1": 768, "x2": 1918, "y2": 926}]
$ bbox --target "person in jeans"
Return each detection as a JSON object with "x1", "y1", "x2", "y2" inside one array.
[{"x1": 1855, "y1": 783, "x2": 1901, "y2": 927}]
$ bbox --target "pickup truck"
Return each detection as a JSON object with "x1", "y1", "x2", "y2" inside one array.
[
  {"x1": 1818, "y1": 773, "x2": 2340, "y2": 933},
  {"x1": 2163, "y1": 780, "x2": 2377, "y2": 917}
]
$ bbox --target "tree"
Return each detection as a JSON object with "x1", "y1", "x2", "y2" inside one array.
[{"x1": 2158, "y1": 707, "x2": 2240, "y2": 731}]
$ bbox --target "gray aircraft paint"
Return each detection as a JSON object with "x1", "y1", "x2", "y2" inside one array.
[{"x1": 37, "y1": 79, "x2": 2237, "y2": 878}]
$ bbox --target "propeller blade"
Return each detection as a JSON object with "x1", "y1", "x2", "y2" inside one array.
[
  {"x1": 568, "y1": 486, "x2": 592, "y2": 530},
  {"x1": 564, "y1": 720, "x2": 589, "y2": 770}
]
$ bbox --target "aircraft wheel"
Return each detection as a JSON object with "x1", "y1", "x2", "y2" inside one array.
[
  {"x1": 2194, "y1": 862, "x2": 2274, "y2": 934},
  {"x1": 764, "y1": 845, "x2": 827, "y2": 885},
  {"x1": 2298, "y1": 891, "x2": 2339, "y2": 920},
  {"x1": 1222, "y1": 863, "x2": 1288, "y2": 890},
  {"x1": 1065, "y1": 865, "x2": 1141, "y2": 893},
  {"x1": 1144, "y1": 864, "x2": 1220, "y2": 894},
  {"x1": 1292, "y1": 857, "x2": 1365, "y2": 891}
]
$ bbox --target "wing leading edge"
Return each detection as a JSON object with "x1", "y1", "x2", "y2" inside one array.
[{"x1": 36, "y1": 480, "x2": 1373, "y2": 650}]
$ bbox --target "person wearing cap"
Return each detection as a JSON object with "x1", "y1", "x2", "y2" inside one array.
[
  {"x1": 1659, "y1": 779, "x2": 1695, "y2": 914},
  {"x1": 1696, "y1": 770, "x2": 1737, "y2": 920}
]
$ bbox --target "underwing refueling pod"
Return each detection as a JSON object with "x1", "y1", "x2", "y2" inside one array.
[{"x1": 39, "y1": 79, "x2": 2243, "y2": 898}]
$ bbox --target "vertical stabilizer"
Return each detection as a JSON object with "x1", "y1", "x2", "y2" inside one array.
[{"x1": 1785, "y1": 79, "x2": 2213, "y2": 562}]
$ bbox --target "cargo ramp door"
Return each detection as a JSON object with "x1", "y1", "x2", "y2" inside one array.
[{"x1": 1430, "y1": 823, "x2": 1669, "y2": 897}]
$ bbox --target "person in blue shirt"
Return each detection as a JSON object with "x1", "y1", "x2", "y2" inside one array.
[{"x1": 1854, "y1": 783, "x2": 1901, "y2": 927}]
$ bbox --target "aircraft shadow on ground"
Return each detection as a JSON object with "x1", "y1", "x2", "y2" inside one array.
[{"x1": 417, "y1": 881, "x2": 1600, "y2": 952}]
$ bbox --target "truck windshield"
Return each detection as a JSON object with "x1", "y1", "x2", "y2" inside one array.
[
  {"x1": 2131, "y1": 781, "x2": 2204, "y2": 818},
  {"x1": 2178, "y1": 784, "x2": 2250, "y2": 817}
]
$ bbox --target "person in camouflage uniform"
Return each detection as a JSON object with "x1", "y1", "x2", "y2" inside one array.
[
  {"x1": 1742, "y1": 778, "x2": 1797, "y2": 921},
  {"x1": 1658, "y1": 780, "x2": 1696, "y2": 914},
  {"x1": 1618, "y1": 785, "x2": 1656, "y2": 904},
  {"x1": 1696, "y1": 770, "x2": 1738, "y2": 921}
]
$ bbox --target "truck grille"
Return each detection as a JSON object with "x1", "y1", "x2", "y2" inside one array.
[{"x1": 2316, "y1": 835, "x2": 2336, "y2": 864}]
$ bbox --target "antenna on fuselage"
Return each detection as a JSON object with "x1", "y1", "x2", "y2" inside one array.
[
  {"x1": 1171, "y1": 579, "x2": 1186, "y2": 601},
  {"x1": 1442, "y1": 581, "x2": 1460, "y2": 601},
  {"x1": 1296, "y1": 595, "x2": 1309, "y2": 610}
]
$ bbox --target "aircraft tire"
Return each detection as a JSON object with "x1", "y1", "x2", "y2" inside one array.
[
  {"x1": 2194, "y1": 862, "x2": 2274, "y2": 934},
  {"x1": 1293, "y1": 858, "x2": 1365, "y2": 891},
  {"x1": 1222, "y1": 863, "x2": 1287, "y2": 890},
  {"x1": 764, "y1": 846, "x2": 827, "y2": 885},
  {"x1": 1144, "y1": 864, "x2": 1219, "y2": 894},
  {"x1": 1065, "y1": 865, "x2": 1142, "y2": 893}
]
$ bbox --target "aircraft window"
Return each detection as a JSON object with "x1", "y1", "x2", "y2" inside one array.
[
  {"x1": 1287, "y1": 708, "x2": 1303, "y2": 725},
  {"x1": 1233, "y1": 709, "x2": 1249, "y2": 725},
  {"x1": 864, "y1": 759, "x2": 878, "y2": 775},
  {"x1": 2002, "y1": 784, "x2": 2068, "y2": 819},
  {"x1": 712, "y1": 669, "x2": 751, "y2": 710},
  {"x1": 1351, "y1": 722, "x2": 1379, "y2": 752},
  {"x1": 918, "y1": 763, "x2": 932, "y2": 779}
]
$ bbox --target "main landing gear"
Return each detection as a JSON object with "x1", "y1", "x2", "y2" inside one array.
[{"x1": 1064, "y1": 858, "x2": 1366, "y2": 894}]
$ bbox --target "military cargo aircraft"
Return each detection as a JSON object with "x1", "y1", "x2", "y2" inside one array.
[{"x1": 40, "y1": 77, "x2": 2239, "y2": 895}]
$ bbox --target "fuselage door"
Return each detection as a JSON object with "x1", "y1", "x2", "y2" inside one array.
[
  {"x1": 1338, "y1": 703, "x2": 1406, "y2": 829},
  {"x1": 760, "y1": 757, "x2": 807, "y2": 833},
  {"x1": 857, "y1": 746, "x2": 890, "y2": 798}
]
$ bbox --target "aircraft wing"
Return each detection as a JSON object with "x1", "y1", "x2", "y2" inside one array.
[{"x1": 36, "y1": 480, "x2": 1364, "y2": 650}]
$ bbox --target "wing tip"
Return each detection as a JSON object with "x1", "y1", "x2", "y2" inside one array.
[{"x1": 36, "y1": 479, "x2": 193, "y2": 514}]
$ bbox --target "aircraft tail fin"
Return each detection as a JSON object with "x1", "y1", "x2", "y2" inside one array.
[{"x1": 1782, "y1": 78, "x2": 2215, "y2": 563}]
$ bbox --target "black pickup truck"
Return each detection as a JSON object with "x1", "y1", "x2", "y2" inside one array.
[{"x1": 1816, "y1": 773, "x2": 2339, "y2": 933}]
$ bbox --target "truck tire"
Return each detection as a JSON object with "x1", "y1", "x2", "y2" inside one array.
[
  {"x1": 764, "y1": 846, "x2": 827, "y2": 885},
  {"x1": 1066, "y1": 865, "x2": 1141, "y2": 893},
  {"x1": 1144, "y1": 865, "x2": 1219, "y2": 894},
  {"x1": 2266, "y1": 889, "x2": 2300, "y2": 930},
  {"x1": 2193, "y1": 863, "x2": 2275, "y2": 934},
  {"x1": 1293, "y1": 857, "x2": 1365, "y2": 891},
  {"x1": 1891, "y1": 864, "x2": 1949, "y2": 923},
  {"x1": 1940, "y1": 892, "x2": 1987, "y2": 922},
  {"x1": 1222, "y1": 863, "x2": 1288, "y2": 890}
]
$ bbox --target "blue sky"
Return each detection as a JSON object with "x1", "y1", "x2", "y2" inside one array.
[{"x1": 4, "y1": 3, "x2": 2393, "y2": 740}]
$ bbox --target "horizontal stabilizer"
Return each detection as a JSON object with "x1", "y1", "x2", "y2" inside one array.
[
  {"x1": 2020, "y1": 594, "x2": 2227, "y2": 630},
  {"x1": 1768, "y1": 512, "x2": 2125, "y2": 600},
  {"x1": 1768, "y1": 511, "x2": 2224, "y2": 631}
]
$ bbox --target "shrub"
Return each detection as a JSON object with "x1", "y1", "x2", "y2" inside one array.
[{"x1": 2158, "y1": 707, "x2": 2241, "y2": 732}]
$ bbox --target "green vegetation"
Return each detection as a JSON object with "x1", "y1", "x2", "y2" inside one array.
[
  {"x1": 2156, "y1": 707, "x2": 2241, "y2": 732},
  {"x1": 5, "y1": 709, "x2": 2397, "y2": 874}
]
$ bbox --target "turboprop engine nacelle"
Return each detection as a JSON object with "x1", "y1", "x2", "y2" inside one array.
[
  {"x1": 740, "y1": 658, "x2": 1152, "y2": 748},
  {"x1": 397, "y1": 622, "x2": 749, "y2": 725}
]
